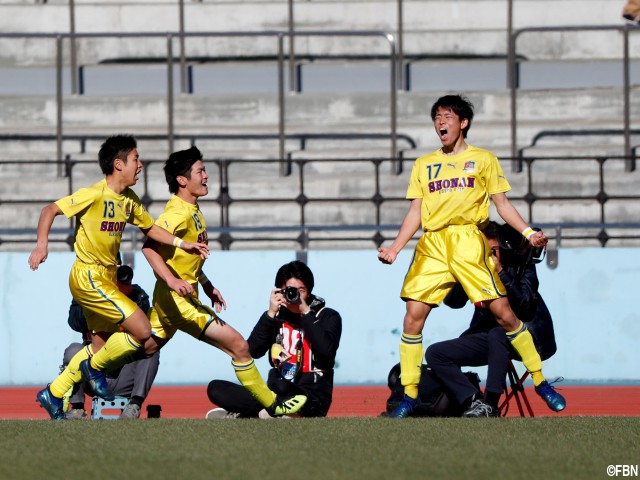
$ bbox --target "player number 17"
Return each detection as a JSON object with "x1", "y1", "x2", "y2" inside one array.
[{"x1": 427, "y1": 163, "x2": 442, "y2": 180}]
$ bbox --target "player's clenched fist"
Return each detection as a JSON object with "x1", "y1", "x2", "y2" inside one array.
[{"x1": 378, "y1": 247, "x2": 398, "y2": 265}]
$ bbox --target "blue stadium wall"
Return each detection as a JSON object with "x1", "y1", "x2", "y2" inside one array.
[{"x1": 1, "y1": 248, "x2": 638, "y2": 385}]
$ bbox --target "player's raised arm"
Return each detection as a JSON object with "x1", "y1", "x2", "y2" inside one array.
[
  {"x1": 378, "y1": 198, "x2": 422, "y2": 265},
  {"x1": 492, "y1": 192, "x2": 548, "y2": 248},
  {"x1": 142, "y1": 224, "x2": 209, "y2": 259},
  {"x1": 28, "y1": 202, "x2": 64, "y2": 270},
  {"x1": 142, "y1": 237, "x2": 195, "y2": 297}
]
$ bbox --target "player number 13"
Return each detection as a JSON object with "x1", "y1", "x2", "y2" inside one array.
[{"x1": 103, "y1": 200, "x2": 115, "y2": 218}]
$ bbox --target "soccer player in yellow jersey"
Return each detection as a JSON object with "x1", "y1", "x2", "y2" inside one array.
[
  {"x1": 29, "y1": 135, "x2": 209, "y2": 420},
  {"x1": 140, "y1": 146, "x2": 307, "y2": 417},
  {"x1": 378, "y1": 95, "x2": 566, "y2": 418}
]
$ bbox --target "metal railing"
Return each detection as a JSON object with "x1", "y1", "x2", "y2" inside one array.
[
  {"x1": 3, "y1": 15, "x2": 638, "y2": 167},
  {"x1": 2, "y1": 2, "x2": 639, "y2": 256},
  {"x1": 0, "y1": 30, "x2": 399, "y2": 168},
  {"x1": 61, "y1": 0, "x2": 518, "y2": 95},
  {"x1": 508, "y1": 24, "x2": 640, "y2": 166},
  {"x1": 517, "y1": 129, "x2": 640, "y2": 172},
  {"x1": 2, "y1": 154, "x2": 639, "y2": 254}
]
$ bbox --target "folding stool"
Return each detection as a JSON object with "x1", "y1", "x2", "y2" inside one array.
[
  {"x1": 499, "y1": 360, "x2": 535, "y2": 417},
  {"x1": 91, "y1": 396, "x2": 129, "y2": 420}
]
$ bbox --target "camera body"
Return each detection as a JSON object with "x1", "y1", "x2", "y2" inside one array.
[
  {"x1": 497, "y1": 224, "x2": 545, "y2": 269},
  {"x1": 280, "y1": 286, "x2": 301, "y2": 303}
]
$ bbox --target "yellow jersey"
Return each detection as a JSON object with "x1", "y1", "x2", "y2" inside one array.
[
  {"x1": 406, "y1": 146, "x2": 511, "y2": 232},
  {"x1": 56, "y1": 179, "x2": 154, "y2": 266},
  {"x1": 153, "y1": 195, "x2": 208, "y2": 286}
]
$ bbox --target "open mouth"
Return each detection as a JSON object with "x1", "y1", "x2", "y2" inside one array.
[{"x1": 439, "y1": 128, "x2": 448, "y2": 136}]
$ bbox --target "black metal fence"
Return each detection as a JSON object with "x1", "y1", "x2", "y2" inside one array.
[{"x1": 2, "y1": 152, "x2": 639, "y2": 253}]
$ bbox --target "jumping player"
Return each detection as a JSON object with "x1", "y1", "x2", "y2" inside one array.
[
  {"x1": 378, "y1": 94, "x2": 566, "y2": 418},
  {"x1": 140, "y1": 146, "x2": 307, "y2": 417},
  {"x1": 29, "y1": 135, "x2": 209, "y2": 420}
]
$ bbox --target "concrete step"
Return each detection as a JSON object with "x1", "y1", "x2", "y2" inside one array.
[
  {"x1": 3, "y1": 58, "x2": 640, "y2": 99},
  {"x1": 0, "y1": 1, "x2": 630, "y2": 67},
  {"x1": 0, "y1": 87, "x2": 636, "y2": 150}
]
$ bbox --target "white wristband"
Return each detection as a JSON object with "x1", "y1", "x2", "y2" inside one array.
[
  {"x1": 521, "y1": 227, "x2": 535, "y2": 240},
  {"x1": 173, "y1": 237, "x2": 184, "y2": 249}
]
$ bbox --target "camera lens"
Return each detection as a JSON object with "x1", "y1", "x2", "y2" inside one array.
[{"x1": 283, "y1": 286, "x2": 300, "y2": 303}]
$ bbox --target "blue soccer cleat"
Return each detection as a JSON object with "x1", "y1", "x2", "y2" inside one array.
[
  {"x1": 535, "y1": 380, "x2": 566, "y2": 412},
  {"x1": 389, "y1": 394, "x2": 419, "y2": 419},
  {"x1": 36, "y1": 386, "x2": 66, "y2": 420},
  {"x1": 80, "y1": 359, "x2": 114, "y2": 401}
]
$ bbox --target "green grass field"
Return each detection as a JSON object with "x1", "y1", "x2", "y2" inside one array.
[{"x1": 2, "y1": 417, "x2": 639, "y2": 479}]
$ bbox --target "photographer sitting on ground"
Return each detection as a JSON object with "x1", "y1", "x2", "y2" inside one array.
[
  {"x1": 206, "y1": 260, "x2": 342, "y2": 418},
  {"x1": 62, "y1": 265, "x2": 160, "y2": 420},
  {"x1": 424, "y1": 221, "x2": 558, "y2": 417}
]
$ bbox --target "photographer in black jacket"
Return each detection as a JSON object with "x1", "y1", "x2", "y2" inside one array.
[
  {"x1": 425, "y1": 221, "x2": 557, "y2": 417},
  {"x1": 207, "y1": 260, "x2": 342, "y2": 418}
]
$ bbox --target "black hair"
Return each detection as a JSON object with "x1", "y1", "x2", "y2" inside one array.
[
  {"x1": 164, "y1": 146, "x2": 203, "y2": 194},
  {"x1": 98, "y1": 135, "x2": 137, "y2": 175},
  {"x1": 274, "y1": 260, "x2": 314, "y2": 293},
  {"x1": 483, "y1": 221, "x2": 526, "y2": 251},
  {"x1": 430, "y1": 94, "x2": 474, "y2": 138},
  {"x1": 484, "y1": 222, "x2": 543, "y2": 275},
  {"x1": 483, "y1": 221, "x2": 500, "y2": 240}
]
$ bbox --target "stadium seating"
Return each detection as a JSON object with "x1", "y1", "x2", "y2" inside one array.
[{"x1": 0, "y1": 0, "x2": 638, "y2": 250}]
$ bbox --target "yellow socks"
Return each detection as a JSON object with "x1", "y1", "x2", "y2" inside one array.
[
  {"x1": 49, "y1": 344, "x2": 92, "y2": 398},
  {"x1": 399, "y1": 333, "x2": 423, "y2": 399},
  {"x1": 507, "y1": 322, "x2": 545, "y2": 386},
  {"x1": 233, "y1": 359, "x2": 277, "y2": 408},
  {"x1": 50, "y1": 333, "x2": 142, "y2": 398},
  {"x1": 90, "y1": 332, "x2": 142, "y2": 372}
]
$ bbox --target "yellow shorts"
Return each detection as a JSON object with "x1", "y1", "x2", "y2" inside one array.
[
  {"x1": 69, "y1": 261, "x2": 140, "y2": 333},
  {"x1": 400, "y1": 224, "x2": 506, "y2": 305},
  {"x1": 149, "y1": 282, "x2": 219, "y2": 341}
]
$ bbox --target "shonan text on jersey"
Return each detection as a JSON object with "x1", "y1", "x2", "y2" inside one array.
[
  {"x1": 406, "y1": 146, "x2": 511, "y2": 231},
  {"x1": 55, "y1": 179, "x2": 154, "y2": 266},
  {"x1": 154, "y1": 195, "x2": 208, "y2": 285}
]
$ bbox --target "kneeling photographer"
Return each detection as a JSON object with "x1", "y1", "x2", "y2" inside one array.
[
  {"x1": 423, "y1": 221, "x2": 557, "y2": 417},
  {"x1": 207, "y1": 260, "x2": 342, "y2": 418}
]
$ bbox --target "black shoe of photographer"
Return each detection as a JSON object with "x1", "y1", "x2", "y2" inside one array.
[{"x1": 463, "y1": 399, "x2": 500, "y2": 418}]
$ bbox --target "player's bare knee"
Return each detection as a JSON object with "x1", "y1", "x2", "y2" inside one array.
[
  {"x1": 128, "y1": 325, "x2": 151, "y2": 346},
  {"x1": 488, "y1": 299, "x2": 519, "y2": 331},
  {"x1": 229, "y1": 337, "x2": 251, "y2": 362},
  {"x1": 494, "y1": 313, "x2": 519, "y2": 332}
]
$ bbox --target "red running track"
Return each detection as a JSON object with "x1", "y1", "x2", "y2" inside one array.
[{"x1": 1, "y1": 385, "x2": 638, "y2": 420}]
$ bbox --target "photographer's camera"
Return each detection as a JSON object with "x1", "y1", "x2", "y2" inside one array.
[
  {"x1": 497, "y1": 224, "x2": 545, "y2": 269},
  {"x1": 280, "y1": 286, "x2": 300, "y2": 303}
]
